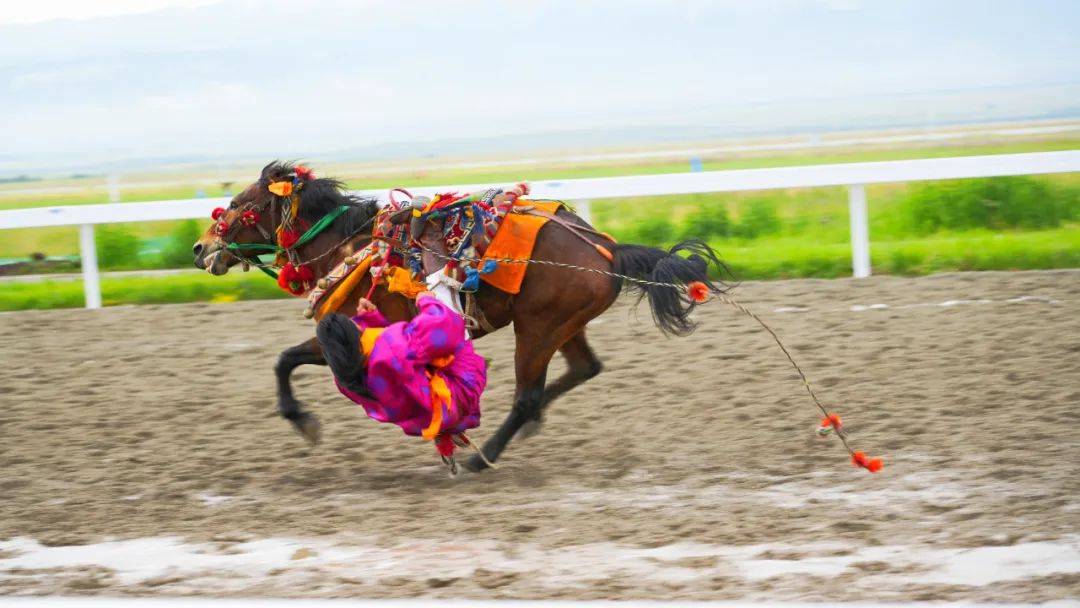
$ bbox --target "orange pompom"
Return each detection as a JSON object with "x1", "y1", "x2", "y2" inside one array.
[
  {"x1": 851, "y1": 451, "x2": 883, "y2": 473},
  {"x1": 687, "y1": 281, "x2": 710, "y2": 303},
  {"x1": 816, "y1": 413, "x2": 843, "y2": 436}
]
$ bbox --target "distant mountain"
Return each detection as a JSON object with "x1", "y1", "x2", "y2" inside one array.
[{"x1": 2, "y1": 0, "x2": 1078, "y2": 175}]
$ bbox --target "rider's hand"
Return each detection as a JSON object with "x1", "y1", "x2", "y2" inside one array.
[{"x1": 356, "y1": 298, "x2": 377, "y2": 314}]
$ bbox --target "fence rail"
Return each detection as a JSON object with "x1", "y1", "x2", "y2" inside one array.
[{"x1": 2, "y1": 150, "x2": 1078, "y2": 308}]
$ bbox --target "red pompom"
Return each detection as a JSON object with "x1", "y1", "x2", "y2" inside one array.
[
  {"x1": 687, "y1": 281, "x2": 710, "y2": 303},
  {"x1": 295, "y1": 263, "x2": 314, "y2": 282},
  {"x1": 821, "y1": 413, "x2": 842, "y2": 429},
  {"x1": 276, "y1": 262, "x2": 315, "y2": 296},
  {"x1": 211, "y1": 207, "x2": 226, "y2": 220},
  {"x1": 294, "y1": 165, "x2": 315, "y2": 181},
  {"x1": 240, "y1": 210, "x2": 259, "y2": 226},
  {"x1": 851, "y1": 451, "x2": 884, "y2": 473},
  {"x1": 277, "y1": 229, "x2": 301, "y2": 249},
  {"x1": 213, "y1": 220, "x2": 229, "y2": 236}
]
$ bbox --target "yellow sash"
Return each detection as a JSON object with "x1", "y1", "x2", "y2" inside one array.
[
  {"x1": 422, "y1": 355, "x2": 455, "y2": 440},
  {"x1": 359, "y1": 328, "x2": 384, "y2": 356}
]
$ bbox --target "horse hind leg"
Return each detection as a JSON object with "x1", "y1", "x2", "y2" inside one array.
[
  {"x1": 516, "y1": 330, "x2": 603, "y2": 440},
  {"x1": 463, "y1": 327, "x2": 564, "y2": 471}
]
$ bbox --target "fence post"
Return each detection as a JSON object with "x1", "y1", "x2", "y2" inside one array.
[
  {"x1": 847, "y1": 184, "x2": 871, "y2": 278},
  {"x1": 79, "y1": 224, "x2": 102, "y2": 309},
  {"x1": 576, "y1": 199, "x2": 593, "y2": 226}
]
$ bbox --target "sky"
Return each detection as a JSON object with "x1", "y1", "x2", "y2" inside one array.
[{"x1": 1, "y1": 0, "x2": 1078, "y2": 174}]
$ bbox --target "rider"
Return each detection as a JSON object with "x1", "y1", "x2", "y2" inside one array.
[{"x1": 316, "y1": 292, "x2": 487, "y2": 471}]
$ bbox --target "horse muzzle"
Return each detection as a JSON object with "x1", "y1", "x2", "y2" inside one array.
[{"x1": 193, "y1": 240, "x2": 233, "y2": 275}]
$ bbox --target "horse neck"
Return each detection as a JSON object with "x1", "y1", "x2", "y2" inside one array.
[{"x1": 298, "y1": 229, "x2": 368, "y2": 278}]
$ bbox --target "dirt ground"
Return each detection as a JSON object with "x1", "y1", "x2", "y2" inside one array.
[{"x1": 1, "y1": 270, "x2": 1078, "y2": 601}]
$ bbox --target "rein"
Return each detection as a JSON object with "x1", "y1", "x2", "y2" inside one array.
[{"x1": 221, "y1": 205, "x2": 364, "y2": 280}]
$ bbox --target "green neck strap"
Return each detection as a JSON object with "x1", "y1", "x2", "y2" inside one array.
[{"x1": 293, "y1": 204, "x2": 351, "y2": 249}]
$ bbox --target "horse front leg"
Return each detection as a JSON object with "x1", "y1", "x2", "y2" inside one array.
[{"x1": 275, "y1": 337, "x2": 326, "y2": 445}]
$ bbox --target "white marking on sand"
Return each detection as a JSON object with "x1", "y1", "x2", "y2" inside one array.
[
  {"x1": 770, "y1": 295, "x2": 1063, "y2": 314},
  {"x1": 1, "y1": 534, "x2": 1076, "y2": 591},
  {"x1": 194, "y1": 492, "x2": 232, "y2": 507}
]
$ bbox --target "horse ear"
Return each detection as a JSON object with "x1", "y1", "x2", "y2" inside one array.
[
  {"x1": 260, "y1": 161, "x2": 279, "y2": 180},
  {"x1": 260, "y1": 160, "x2": 294, "y2": 182}
]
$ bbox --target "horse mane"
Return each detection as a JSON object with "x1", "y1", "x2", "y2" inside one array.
[{"x1": 260, "y1": 160, "x2": 380, "y2": 237}]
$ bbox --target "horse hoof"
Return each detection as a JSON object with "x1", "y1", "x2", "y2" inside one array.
[
  {"x1": 515, "y1": 419, "x2": 543, "y2": 441},
  {"x1": 461, "y1": 454, "x2": 489, "y2": 473},
  {"x1": 291, "y1": 413, "x2": 322, "y2": 446}
]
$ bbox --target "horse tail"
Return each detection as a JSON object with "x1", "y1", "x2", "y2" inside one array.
[
  {"x1": 316, "y1": 313, "x2": 370, "y2": 396},
  {"x1": 611, "y1": 238, "x2": 731, "y2": 336}
]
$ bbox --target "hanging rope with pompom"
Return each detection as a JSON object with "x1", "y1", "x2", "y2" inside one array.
[{"x1": 414, "y1": 239, "x2": 883, "y2": 474}]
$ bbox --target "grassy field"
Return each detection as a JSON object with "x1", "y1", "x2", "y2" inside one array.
[
  {"x1": 0, "y1": 271, "x2": 287, "y2": 311},
  {"x1": 1, "y1": 126, "x2": 1077, "y2": 310},
  {"x1": 2, "y1": 226, "x2": 1076, "y2": 312}
]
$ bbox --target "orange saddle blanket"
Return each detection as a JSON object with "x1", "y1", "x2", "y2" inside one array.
[{"x1": 481, "y1": 200, "x2": 563, "y2": 295}]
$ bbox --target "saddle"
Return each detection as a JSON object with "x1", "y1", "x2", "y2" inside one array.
[{"x1": 306, "y1": 184, "x2": 615, "y2": 323}]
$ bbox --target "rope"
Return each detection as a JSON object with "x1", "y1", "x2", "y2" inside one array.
[{"x1": 415, "y1": 241, "x2": 870, "y2": 463}]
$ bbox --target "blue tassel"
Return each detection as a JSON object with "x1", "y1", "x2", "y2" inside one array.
[
  {"x1": 481, "y1": 259, "x2": 498, "y2": 274},
  {"x1": 461, "y1": 267, "x2": 481, "y2": 292}
]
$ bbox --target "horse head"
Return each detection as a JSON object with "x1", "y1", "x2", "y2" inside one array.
[
  {"x1": 192, "y1": 162, "x2": 294, "y2": 275},
  {"x1": 193, "y1": 161, "x2": 379, "y2": 276}
]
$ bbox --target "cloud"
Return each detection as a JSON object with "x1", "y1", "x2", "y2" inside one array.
[
  {"x1": 0, "y1": 0, "x2": 1077, "y2": 172},
  {"x1": 0, "y1": 0, "x2": 220, "y2": 25}
]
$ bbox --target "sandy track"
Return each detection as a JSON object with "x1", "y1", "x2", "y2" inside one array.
[{"x1": 1, "y1": 270, "x2": 1078, "y2": 601}]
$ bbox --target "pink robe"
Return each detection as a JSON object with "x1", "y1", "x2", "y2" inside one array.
[{"x1": 335, "y1": 295, "x2": 486, "y2": 437}]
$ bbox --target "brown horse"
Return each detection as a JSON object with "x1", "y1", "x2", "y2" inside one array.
[{"x1": 193, "y1": 162, "x2": 725, "y2": 470}]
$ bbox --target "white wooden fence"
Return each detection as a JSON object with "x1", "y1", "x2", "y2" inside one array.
[{"x1": 1, "y1": 150, "x2": 1078, "y2": 309}]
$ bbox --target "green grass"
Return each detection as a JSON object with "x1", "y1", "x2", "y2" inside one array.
[
  {"x1": 2, "y1": 226, "x2": 1077, "y2": 311},
  {"x1": 0, "y1": 272, "x2": 289, "y2": 311},
  {"x1": 715, "y1": 226, "x2": 1080, "y2": 280}
]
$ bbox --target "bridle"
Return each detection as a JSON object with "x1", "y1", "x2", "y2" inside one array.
[{"x1": 209, "y1": 173, "x2": 376, "y2": 280}]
